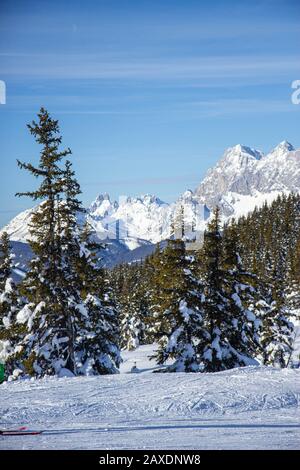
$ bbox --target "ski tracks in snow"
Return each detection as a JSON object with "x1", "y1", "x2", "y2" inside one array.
[{"x1": 1, "y1": 352, "x2": 300, "y2": 449}]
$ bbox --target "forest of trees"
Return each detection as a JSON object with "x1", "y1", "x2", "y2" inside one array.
[
  {"x1": 0, "y1": 109, "x2": 299, "y2": 380},
  {"x1": 111, "y1": 197, "x2": 300, "y2": 372}
]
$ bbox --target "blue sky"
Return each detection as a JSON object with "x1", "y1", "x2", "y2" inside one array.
[{"x1": 0, "y1": 0, "x2": 300, "y2": 226}]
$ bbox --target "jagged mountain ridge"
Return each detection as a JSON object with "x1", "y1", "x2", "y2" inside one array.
[
  {"x1": 1, "y1": 141, "x2": 299, "y2": 268},
  {"x1": 3, "y1": 191, "x2": 209, "y2": 247},
  {"x1": 88, "y1": 190, "x2": 208, "y2": 247},
  {"x1": 195, "y1": 141, "x2": 299, "y2": 216}
]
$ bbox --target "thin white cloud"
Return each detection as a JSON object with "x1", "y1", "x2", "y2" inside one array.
[
  {"x1": 1, "y1": 54, "x2": 299, "y2": 82},
  {"x1": 5, "y1": 96, "x2": 299, "y2": 119},
  {"x1": 182, "y1": 98, "x2": 300, "y2": 116}
]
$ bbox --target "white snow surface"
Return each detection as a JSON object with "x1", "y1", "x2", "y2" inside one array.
[
  {"x1": 1, "y1": 344, "x2": 300, "y2": 450},
  {"x1": 0, "y1": 207, "x2": 35, "y2": 243}
]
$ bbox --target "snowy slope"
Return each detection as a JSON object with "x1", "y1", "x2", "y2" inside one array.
[
  {"x1": 1, "y1": 349, "x2": 300, "y2": 450},
  {"x1": 0, "y1": 207, "x2": 35, "y2": 243},
  {"x1": 218, "y1": 189, "x2": 290, "y2": 221}
]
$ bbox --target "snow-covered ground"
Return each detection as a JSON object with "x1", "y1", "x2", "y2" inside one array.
[{"x1": 1, "y1": 344, "x2": 300, "y2": 450}]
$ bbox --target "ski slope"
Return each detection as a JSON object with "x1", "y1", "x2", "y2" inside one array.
[{"x1": 1, "y1": 345, "x2": 300, "y2": 450}]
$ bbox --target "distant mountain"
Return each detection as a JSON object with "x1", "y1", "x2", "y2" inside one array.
[
  {"x1": 1, "y1": 140, "x2": 299, "y2": 270},
  {"x1": 1, "y1": 207, "x2": 35, "y2": 243},
  {"x1": 195, "y1": 141, "x2": 299, "y2": 217},
  {"x1": 88, "y1": 193, "x2": 171, "y2": 247},
  {"x1": 87, "y1": 191, "x2": 209, "y2": 247}
]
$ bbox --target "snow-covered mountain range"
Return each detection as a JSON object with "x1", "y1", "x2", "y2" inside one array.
[
  {"x1": 87, "y1": 191, "x2": 209, "y2": 248},
  {"x1": 87, "y1": 140, "x2": 300, "y2": 245},
  {"x1": 1, "y1": 140, "x2": 299, "y2": 269},
  {"x1": 195, "y1": 141, "x2": 299, "y2": 216}
]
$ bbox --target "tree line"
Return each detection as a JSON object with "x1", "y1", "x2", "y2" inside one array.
[{"x1": 111, "y1": 195, "x2": 299, "y2": 372}]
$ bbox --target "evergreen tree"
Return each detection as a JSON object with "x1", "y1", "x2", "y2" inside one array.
[
  {"x1": 142, "y1": 245, "x2": 163, "y2": 345},
  {"x1": 73, "y1": 223, "x2": 121, "y2": 375},
  {"x1": 0, "y1": 232, "x2": 14, "y2": 347},
  {"x1": 200, "y1": 207, "x2": 228, "y2": 372},
  {"x1": 7, "y1": 109, "x2": 120, "y2": 378},
  {"x1": 256, "y1": 276, "x2": 294, "y2": 368},
  {"x1": 222, "y1": 222, "x2": 261, "y2": 365},
  {"x1": 151, "y1": 239, "x2": 206, "y2": 372},
  {"x1": 201, "y1": 208, "x2": 259, "y2": 372},
  {"x1": 137, "y1": 258, "x2": 154, "y2": 344},
  {"x1": 0, "y1": 232, "x2": 24, "y2": 379},
  {"x1": 12, "y1": 108, "x2": 75, "y2": 376},
  {"x1": 0, "y1": 232, "x2": 14, "y2": 333},
  {"x1": 287, "y1": 237, "x2": 300, "y2": 314},
  {"x1": 0, "y1": 232, "x2": 11, "y2": 291},
  {"x1": 59, "y1": 161, "x2": 121, "y2": 375},
  {"x1": 110, "y1": 262, "x2": 147, "y2": 351},
  {"x1": 120, "y1": 310, "x2": 144, "y2": 351}
]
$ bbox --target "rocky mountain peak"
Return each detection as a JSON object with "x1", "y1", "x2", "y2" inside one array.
[
  {"x1": 221, "y1": 144, "x2": 264, "y2": 167},
  {"x1": 267, "y1": 141, "x2": 294, "y2": 158}
]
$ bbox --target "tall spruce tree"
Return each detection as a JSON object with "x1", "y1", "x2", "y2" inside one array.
[
  {"x1": 7, "y1": 108, "x2": 120, "y2": 378},
  {"x1": 256, "y1": 266, "x2": 294, "y2": 368},
  {"x1": 222, "y1": 222, "x2": 261, "y2": 365},
  {"x1": 151, "y1": 239, "x2": 206, "y2": 372},
  {"x1": 200, "y1": 208, "x2": 259, "y2": 372},
  {"x1": 142, "y1": 245, "x2": 163, "y2": 345},
  {"x1": 13, "y1": 108, "x2": 76, "y2": 376},
  {"x1": 0, "y1": 232, "x2": 11, "y2": 292},
  {"x1": 119, "y1": 264, "x2": 145, "y2": 351},
  {"x1": 288, "y1": 237, "x2": 300, "y2": 313},
  {"x1": 137, "y1": 258, "x2": 154, "y2": 345},
  {"x1": 0, "y1": 232, "x2": 23, "y2": 378},
  {"x1": 0, "y1": 232, "x2": 13, "y2": 333},
  {"x1": 0, "y1": 232, "x2": 14, "y2": 345},
  {"x1": 55, "y1": 160, "x2": 120, "y2": 375},
  {"x1": 200, "y1": 207, "x2": 228, "y2": 372},
  {"x1": 73, "y1": 222, "x2": 121, "y2": 375}
]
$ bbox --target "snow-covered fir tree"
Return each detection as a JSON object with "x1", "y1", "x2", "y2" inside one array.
[
  {"x1": 141, "y1": 245, "x2": 164, "y2": 345},
  {"x1": 73, "y1": 223, "x2": 121, "y2": 375},
  {"x1": 151, "y1": 239, "x2": 207, "y2": 372},
  {"x1": 0, "y1": 232, "x2": 14, "y2": 351},
  {"x1": 200, "y1": 208, "x2": 259, "y2": 372},
  {"x1": 120, "y1": 295, "x2": 145, "y2": 351},
  {"x1": 255, "y1": 272, "x2": 294, "y2": 368},
  {"x1": 11, "y1": 108, "x2": 76, "y2": 377},
  {"x1": 0, "y1": 232, "x2": 11, "y2": 292},
  {"x1": 288, "y1": 237, "x2": 300, "y2": 314},
  {"x1": 0, "y1": 232, "x2": 24, "y2": 379},
  {"x1": 199, "y1": 207, "x2": 228, "y2": 372},
  {"x1": 110, "y1": 262, "x2": 147, "y2": 350},
  {"x1": 222, "y1": 222, "x2": 261, "y2": 366},
  {"x1": 6, "y1": 108, "x2": 120, "y2": 379}
]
